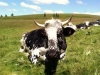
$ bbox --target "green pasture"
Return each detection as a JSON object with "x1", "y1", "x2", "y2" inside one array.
[{"x1": 0, "y1": 14, "x2": 100, "y2": 75}]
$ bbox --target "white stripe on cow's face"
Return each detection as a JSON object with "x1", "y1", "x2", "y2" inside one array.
[
  {"x1": 45, "y1": 27, "x2": 57, "y2": 39},
  {"x1": 44, "y1": 19, "x2": 62, "y2": 50}
]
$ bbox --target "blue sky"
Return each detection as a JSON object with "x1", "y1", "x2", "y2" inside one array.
[{"x1": 0, "y1": 0, "x2": 100, "y2": 16}]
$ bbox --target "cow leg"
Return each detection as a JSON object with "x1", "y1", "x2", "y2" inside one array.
[
  {"x1": 19, "y1": 46, "x2": 24, "y2": 52},
  {"x1": 28, "y1": 48, "x2": 40, "y2": 64},
  {"x1": 28, "y1": 54, "x2": 38, "y2": 64},
  {"x1": 28, "y1": 47, "x2": 48, "y2": 64},
  {"x1": 19, "y1": 33, "x2": 26, "y2": 52}
]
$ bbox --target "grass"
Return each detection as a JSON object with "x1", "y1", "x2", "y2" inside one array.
[
  {"x1": 0, "y1": 14, "x2": 100, "y2": 75},
  {"x1": 66, "y1": 28, "x2": 100, "y2": 75}
]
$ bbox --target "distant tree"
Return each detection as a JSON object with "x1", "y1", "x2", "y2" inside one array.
[
  {"x1": 57, "y1": 14, "x2": 59, "y2": 17},
  {"x1": 44, "y1": 12, "x2": 46, "y2": 17},
  {"x1": 56, "y1": 13, "x2": 57, "y2": 17},
  {"x1": 1, "y1": 15, "x2": 3, "y2": 17},
  {"x1": 5, "y1": 14, "x2": 7, "y2": 17},
  {"x1": 56, "y1": 13, "x2": 59, "y2": 17},
  {"x1": 11, "y1": 13, "x2": 14, "y2": 17}
]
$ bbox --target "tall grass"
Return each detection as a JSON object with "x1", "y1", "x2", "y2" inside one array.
[{"x1": 0, "y1": 14, "x2": 100, "y2": 75}]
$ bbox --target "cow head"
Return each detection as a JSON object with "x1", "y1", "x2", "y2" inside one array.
[{"x1": 34, "y1": 15, "x2": 75, "y2": 52}]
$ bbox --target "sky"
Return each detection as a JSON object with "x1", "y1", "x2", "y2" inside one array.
[{"x1": 0, "y1": 0, "x2": 100, "y2": 16}]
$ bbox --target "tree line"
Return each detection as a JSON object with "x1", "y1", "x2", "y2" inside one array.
[
  {"x1": 44, "y1": 13, "x2": 59, "y2": 17},
  {"x1": 0, "y1": 13, "x2": 14, "y2": 17},
  {"x1": 0, "y1": 13, "x2": 60, "y2": 17}
]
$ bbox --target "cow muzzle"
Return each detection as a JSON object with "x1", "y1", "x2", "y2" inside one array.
[{"x1": 46, "y1": 49, "x2": 60, "y2": 60}]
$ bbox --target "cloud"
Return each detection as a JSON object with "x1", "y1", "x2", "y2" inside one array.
[
  {"x1": 84, "y1": 12, "x2": 100, "y2": 16},
  {"x1": 0, "y1": 1, "x2": 8, "y2": 6},
  {"x1": 44, "y1": 10, "x2": 54, "y2": 13},
  {"x1": 31, "y1": 0, "x2": 69, "y2": 5},
  {"x1": 8, "y1": 9, "x2": 18, "y2": 12},
  {"x1": 12, "y1": 3, "x2": 17, "y2": 6},
  {"x1": 12, "y1": 9, "x2": 18, "y2": 12},
  {"x1": 55, "y1": 10, "x2": 64, "y2": 13},
  {"x1": 72, "y1": 12, "x2": 80, "y2": 14},
  {"x1": 76, "y1": 0, "x2": 83, "y2": 4},
  {"x1": 72, "y1": 11, "x2": 100, "y2": 16},
  {"x1": 20, "y1": 2, "x2": 41, "y2": 11},
  {"x1": 44, "y1": 10, "x2": 64, "y2": 13}
]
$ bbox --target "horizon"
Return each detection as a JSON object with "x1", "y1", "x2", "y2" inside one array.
[{"x1": 0, "y1": 13, "x2": 100, "y2": 17}]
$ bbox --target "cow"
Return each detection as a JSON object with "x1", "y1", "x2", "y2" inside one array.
[
  {"x1": 76, "y1": 21, "x2": 90, "y2": 30},
  {"x1": 19, "y1": 15, "x2": 76, "y2": 75},
  {"x1": 96, "y1": 19, "x2": 100, "y2": 22},
  {"x1": 89, "y1": 21, "x2": 100, "y2": 26},
  {"x1": 76, "y1": 20, "x2": 100, "y2": 30}
]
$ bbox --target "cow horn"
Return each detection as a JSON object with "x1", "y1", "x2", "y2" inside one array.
[
  {"x1": 34, "y1": 19, "x2": 45, "y2": 27},
  {"x1": 62, "y1": 15, "x2": 73, "y2": 26},
  {"x1": 52, "y1": 17, "x2": 54, "y2": 19}
]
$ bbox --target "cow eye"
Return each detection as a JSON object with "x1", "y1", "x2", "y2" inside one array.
[
  {"x1": 45, "y1": 23, "x2": 49, "y2": 27},
  {"x1": 57, "y1": 29, "x2": 62, "y2": 34},
  {"x1": 57, "y1": 33, "x2": 62, "y2": 37}
]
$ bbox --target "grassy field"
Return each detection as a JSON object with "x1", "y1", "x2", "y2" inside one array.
[{"x1": 0, "y1": 14, "x2": 100, "y2": 75}]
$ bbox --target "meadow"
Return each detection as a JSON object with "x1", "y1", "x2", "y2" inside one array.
[{"x1": 0, "y1": 14, "x2": 100, "y2": 75}]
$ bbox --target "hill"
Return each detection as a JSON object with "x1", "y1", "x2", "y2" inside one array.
[{"x1": 0, "y1": 14, "x2": 100, "y2": 75}]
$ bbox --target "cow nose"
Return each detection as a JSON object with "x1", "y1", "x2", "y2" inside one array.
[{"x1": 46, "y1": 50, "x2": 60, "y2": 60}]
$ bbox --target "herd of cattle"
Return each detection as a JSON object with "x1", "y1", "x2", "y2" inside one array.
[
  {"x1": 75, "y1": 19, "x2": 100, "y2": 29},
  {"x1": 19, "y1": 15, "x2": 100, "y2": 75}
]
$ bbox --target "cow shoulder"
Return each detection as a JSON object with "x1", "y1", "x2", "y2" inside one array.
[{"x1": 25, "y1": 28, "x2": 48, "y2": 49}]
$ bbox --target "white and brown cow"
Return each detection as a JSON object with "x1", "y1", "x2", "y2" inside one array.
[{"x1": 19, "y1": 15, "x2": 76, "y2": 75}]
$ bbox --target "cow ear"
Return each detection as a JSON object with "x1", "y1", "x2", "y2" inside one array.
[{"x1": 63, "y1": 26, "x2": 76, "y2": 37}]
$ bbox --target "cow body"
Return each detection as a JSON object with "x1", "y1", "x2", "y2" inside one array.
[
  {"x1": 76, "y1": 20, "x2": 100, "y2": 30},
  {"x1": 19, "y1": 16, "x2": 76, "y2": 75},
  {"x1": 19, "y1": 28, "x2": 67, "y2": 64},
  {"x1": 89, "y1": 21, "x2": 100, "y2": 26},
  {"x1": 76, "y1": 21, "x2": 90, "y2": 29}
]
